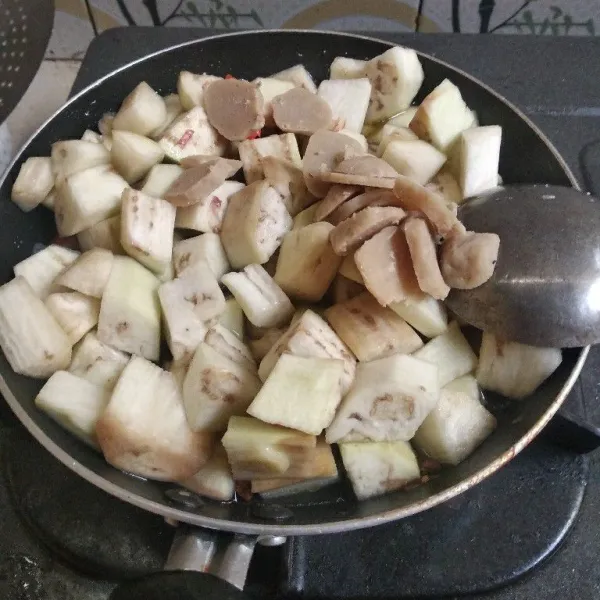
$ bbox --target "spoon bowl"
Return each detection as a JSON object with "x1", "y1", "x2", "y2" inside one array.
[{"x1": 445, "y1": 184, "x2": 600, "y2": 348}]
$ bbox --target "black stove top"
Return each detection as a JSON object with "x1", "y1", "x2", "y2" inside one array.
[{"x1": 2, "y1": 29, "x2": 600, "y2": 600}]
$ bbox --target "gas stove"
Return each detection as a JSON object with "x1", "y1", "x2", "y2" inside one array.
[{"x1": 2, "y1": 30, "x2": 600, "y2": 600}]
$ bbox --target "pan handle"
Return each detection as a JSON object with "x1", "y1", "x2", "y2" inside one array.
[{"x1": 109, "y1": 528, "x2": 256, "y2": 600}]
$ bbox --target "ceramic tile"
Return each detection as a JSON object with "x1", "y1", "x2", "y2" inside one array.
[
  {"x1": 420, "y1": 0, "x2": 597, "y2": 35},
  {"x1": 46, "y1": 1, "x2": 96, "y2": 59},
  {"x1": 0, "y1": 60, "x2": 81, "y2": 175},
  {"x1": 87, "y1": 0, "x2": 422, "y2": 31}
]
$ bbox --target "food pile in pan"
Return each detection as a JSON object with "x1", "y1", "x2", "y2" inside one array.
[{"x1": 4, "y1": 45, "x2": 562, "y2": 502}]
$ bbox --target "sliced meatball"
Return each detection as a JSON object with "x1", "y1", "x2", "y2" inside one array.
[
  {"x1": 204, "y1": 79, "x2": 265, "y2": 141},
  {"x1": 329, "y1": 206, "x2": 406, "y2": 256},
  {"x1": 403, "y1": 216, "x2": 450, "y2": 300},
  {"x1": 440, "y1": 230, "x2": 500, "y2": 289},
  {"x1": 272, "y1": 88, "x2": 333, "y2": 135}
]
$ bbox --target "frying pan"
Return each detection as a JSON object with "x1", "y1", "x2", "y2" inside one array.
[{"x1": 0, "y1": 30, "x2": 592, "y2": 599}]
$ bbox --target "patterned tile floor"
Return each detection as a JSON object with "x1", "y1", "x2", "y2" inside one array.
[{"x1": 1, "y1": 0, "x2": 598, "y2": 173}]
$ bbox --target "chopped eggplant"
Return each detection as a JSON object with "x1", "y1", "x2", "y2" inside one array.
[
  {"x1": 183, "y1": 343, "x2": 261, "y2": 432},
  {"x1": 238, "y1": 133, "x2": 302, "y2": 183},
  {"x1": 382, "y1": 139, "x2": 446, "y2": 185},
  {"x1": 326, "y1": 353, "x2": 439, "y2": 443},
  {"x1": 253, "y1": 77, "x2": 295, "y2": 126},
  {"x1": 204, "y1": 323, "x2": 256, "y2": 373},
  {"x1": 330, "y1": 57, "x2": 367, "y2": 79},
  {"x1": 292, "y1": 201, "x2": 322, "y2": 230},
  {"x1": 413, "y1": 375, "x2": 497, "y2": 465},
  {"x1": 389, "y1": 294, "x2": 449, "y2": 338},
  {"x1": 96, "y1": 356, "x2": 213, "y2": 481},
  {"x1": 258, "y1": 309, "x2": 356, "y2": 393},
  {"x1": 248, "y1": 354, "x2": 344, "y2": 435},
  {"x1": 221, "y1": 264, "x2": 294, "y2": 329},
  {"x1": 36, "y1": 371, "x2": 110, "y2": 448},
  {"x1": 68, "y1": 331, "x2": 129, "y2": 390},
  {"x1": 220, "y1": 181, "x2": 292, "y2": 269},
  {"x1": 271, "y1": 64, "x2": 317, "y2": 93},
  {"x1": 318, "y1": 78, "x2": 372, "y2": 133},
  {"x1": 409, "y1": 79, "x2": 476, "y2": 151},
  {"x1": 325, "y1": 292, "x2": 423, "y2": 362},
  {"x1": 54, "y1": 166, "x2": 129, "y2": 236},
  {"x1": 338, "y1": 254, "x2": 364, "y2": 284},
  {"x1": 179, "y1": 444, "x2": 234, "y2": 501},
  {"x1": 11, "y1": 157, "x2": 55, "y2": 212},
  {"x1": 112, "y1": 82, "x2": 167, "y2": 136},
  {"x1": 177, "y1": 71, "x2": 221, "y2": 110},
  {"x1": 140, "y1": 164, "x2": 184, "y2": 198},
  {"x1": 77, "y1": 216, "x2": 123, "y2": 254},
  {"x1": 13, "y1": 244, "x2": 79, "y2": 298},
  {"x1": 173, "y1": 233, "x2": 229, "y2": 279},
  {"x1": 413, "y1": 321, "x2": 477, "y2": 387},
  {"x1": 158, "y1": 106, "x2": 227, "y2": 163},
  {"x1": 45, "y1": 292, "x2": 100, "y2": 345},
  {"x1": 120, "y1": 188, "x2": 176, "y2": 275},
  {"x1": 51, "y1": 140, "x2": 110, "y2": 181},
  {"x1": 97, "y1": 256, "x2": 161, "y2": 360},
  {"x1": 54, "y1": 248, "x2": 114, "y2": 298},
  {"x1": 111, "y1": 131, "x2": 164, "y2": 184},
  {"x1": 274, "y1": 222, "x2": 342, "y2": 302},
  {"x1": 151, "y1": 93, "x2": 184, "y2": 139},
  {"x1": 476, "y1": 332, "x2": 562, "y2": 399},
  {"x1": 0, "y1": 277, "x2": 72, "y2": 377},
  {"x1": 340, "y1": 440, "x2": 420, "y2": 500},
  {"x1": 217, "y1": 298, "x2": 245, "y2": 340}
]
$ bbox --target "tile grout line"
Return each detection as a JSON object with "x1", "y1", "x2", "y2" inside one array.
[
  {"x1": 415, "y1": 0, "x2": 426, "y2": 32},
  {"x1": 83, "y1": 0, "x2": 99, "y2": 36}
]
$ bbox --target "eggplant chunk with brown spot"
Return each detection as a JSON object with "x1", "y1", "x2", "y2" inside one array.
[
  {"x1": 325, "y1": 291, "x2": 423, "y2": 362},
  {"x1": 51, "y1": 140, "x2": 110, "y2": 181},
  {"x1": 204, "y1": 323, "x2": 256, "y2": 374},
  {"x1": 329, "y1": 206, "x2": 406, "y2": 256},
  {"x1": 220, "y1": 181, "x2": 292, "y2": 269},
  {"x1": 365, "y1": 46, "x2": 424, "y2": 123},
  {"x1": 182, "y1": 343, "x2": 261, "y2": 432},
  {"x1": 203, "y1": 78, "x2": 265, "y2": 141},
  {"x1": 326, "y1": 353, "x2": 439, "y2": 443},
  {"x1": 173, "y1": 233, "x2": 230, "y2": 279},
  {"x1": 0, "y1": 277, "x2": 72, "y2": 378},
  {"x1": 96, "y1": 356, "x2": 214, "y2": 481},
  {"x1": 440, "y1": 229, "x2": 500, "y2": 290},
  {"x1": 68, "y1": 331, "x2": 129, "y2": 390},
  {"x1": 120, "y1": 189, "x2": 176, "y2": 275},
  {"x1": 403, "y1": 216, "x2": 450, "y2": 300},
  {"x1": 476, "y1": 333, "x2": 562, "y2": 400},
  {"x1": 354, "y1": 226, "x2": 421, "y2": 306},
  {"x1": 272, "y1": 87, "x2": 333, "y2": 135},
  {"x1": 97, "y1": 256, "x2": 161, "y2": 361}
]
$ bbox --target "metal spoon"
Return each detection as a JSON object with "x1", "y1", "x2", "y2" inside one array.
[{"x1": 444, "y1": 184, "x2": 600, "y2": 348}]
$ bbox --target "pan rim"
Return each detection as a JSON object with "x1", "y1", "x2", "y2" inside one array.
[{"x1": 0, "y1": 28, "x2": 588, "y2": 536}]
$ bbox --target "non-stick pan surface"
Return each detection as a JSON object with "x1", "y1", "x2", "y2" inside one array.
[{"x1": 0, "y1": 30, "x2": 587, "y2": 536}]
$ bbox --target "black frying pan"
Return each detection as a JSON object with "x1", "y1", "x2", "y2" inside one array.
[{"x1": 0, "y1": 30, "x2": 591, "y2": 598}]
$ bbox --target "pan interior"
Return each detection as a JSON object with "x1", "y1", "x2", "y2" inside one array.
[{"x1": 0, "y1": 31, "x2": 583, "y2": 535}]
